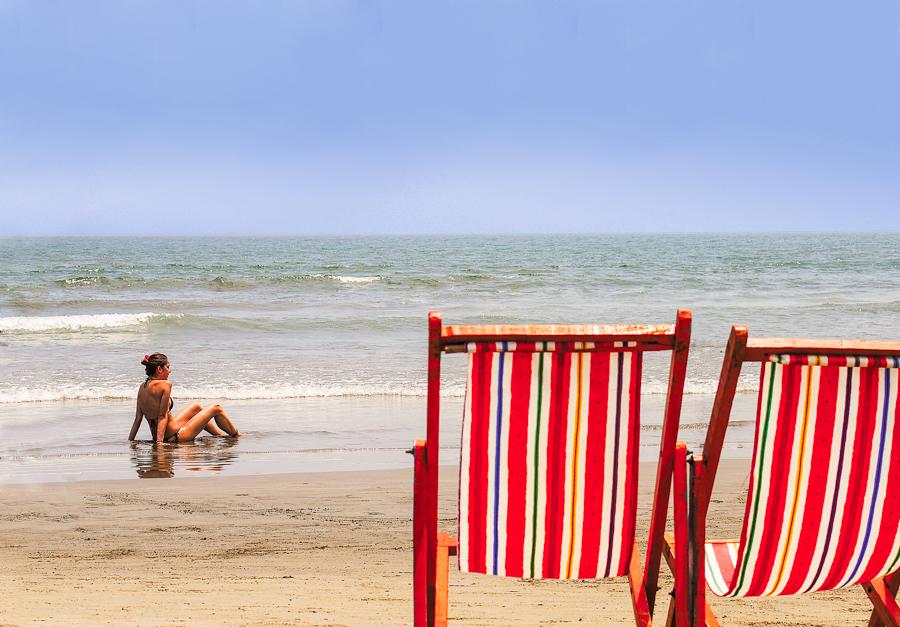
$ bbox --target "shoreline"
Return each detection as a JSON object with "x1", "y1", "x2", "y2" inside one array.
[
  {"x1": 0, "y1": 393, "x2": 760, "y2": 485},
  {"x1": 0, "y1": 462, "x2": 875, "y2": 625}
]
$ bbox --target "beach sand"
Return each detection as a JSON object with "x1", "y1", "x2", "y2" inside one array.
[{"x1": 0, "y1": 460, "x2": 875, "y2": 626}]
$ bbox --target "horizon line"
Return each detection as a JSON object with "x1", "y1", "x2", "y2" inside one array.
[{"x1": 1, "y1": 230, "x2": 897, "y2": 239}]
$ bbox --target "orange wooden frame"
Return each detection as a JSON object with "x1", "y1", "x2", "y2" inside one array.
[
  {"x1": 413, "y1": 309, "x2": 693, "y2": 625},
  {"x1": 672, "y1": 326, "x2": 900, "y2": 626}
]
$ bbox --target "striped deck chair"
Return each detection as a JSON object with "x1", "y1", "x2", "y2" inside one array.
[
  {"x1": 668, "y1": 326, "x2": 900, "y2": 627},
  {"x1": 412, "y1": 310, "x2": 692, "y2": 626}
]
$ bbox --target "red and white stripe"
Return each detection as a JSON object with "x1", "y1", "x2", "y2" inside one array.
[
  {"x1": 705, "y1": 355, "x2": 900, "y2": 597},
  {"x1": 458, "y1": 341, "x2": 642, "y2": 580}
]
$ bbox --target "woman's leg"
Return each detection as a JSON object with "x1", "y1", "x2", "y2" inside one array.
[
  {"x1": 163, "y1": 403, "x2": 202, "y2": 441},
  {"x1": 173, "y1": 406, "x2": 221, "y2": 441},
  {"x1": 173, "y1": 404, "x2": 238, "y2": 442},
  {"x1": 204, "y1": 422, "x2": 227, "y2": 436},
  {"x1": 170, "y1": 402, "x2": 226, "y2": 437},
  {"x1": 211, "y1": 405, "x2": 239, "y2": 436},
  {"x1": 171, "y1": 403, "x2": 202, "y2": 429}
]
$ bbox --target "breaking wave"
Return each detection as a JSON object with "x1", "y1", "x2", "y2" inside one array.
[
  {"x1": 0, "y1": 312, "x2": 182, "y2": 334},
  {"x1": 0, "y1": 382, "x2": 448, "y2": 404},
  {"x1": 0, "y1": 379, "x2": 756, "y2": 404}
]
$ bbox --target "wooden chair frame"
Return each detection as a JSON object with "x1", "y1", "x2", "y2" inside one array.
[
  {"x1": 413, "y1": 309, "x2": 693, "y2": 626},
  {"x1": 671, "y1": 326, "x2": 900, "y2": 626}
]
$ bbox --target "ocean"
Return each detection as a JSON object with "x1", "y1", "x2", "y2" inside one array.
[{"x1": 2, "y1": 234, "x2": 898, "y2": 483}]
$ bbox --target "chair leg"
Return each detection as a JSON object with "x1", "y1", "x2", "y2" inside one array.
[
  {"x1": 658, "y1": 445, "x2": 720, "y2": 627},
  {"x1": 435, "y1": 532, "x2": 458, "y2": 626},
  {"x1": 665, "y1": 593, "x2": 677, "y2": 627},
  {"x1": 435, "y1": 542, "x2": 450, "y2": 626},
  {"x1": 662, "y1": 534, "x2": 677, "y2": 627},
  {"x1": 690, "y1": 455, "x2": 713, "y2": 627},
  {"x1": 702, "y1": 601, "x2": 722, "y2": 627},
  {"x1": 412, "y1": 440, "x2": 432, "y2": 626},
  {"x1": 665, "y1": 533, "x2": 722, "y2": 627},
  {"x1": 672, "y1": 443, "x2": 690, "y2": 626},
  {"x1": 663, "y1": 534, "x2": 720, "y2": 627},
  {"x1": 866, "y1": 572, "x2": 900, "y2": 627},
  {"x1": 628, "y1": 542, "x2": 653, "y2": 627}
]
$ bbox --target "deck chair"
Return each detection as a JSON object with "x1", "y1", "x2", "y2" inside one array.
[
  {"x1": 412, "y1": 310, "x2": 692, "y2": 625},
  {"x1": 667, "y1": 326, "x2": 900, "y2": 626}
]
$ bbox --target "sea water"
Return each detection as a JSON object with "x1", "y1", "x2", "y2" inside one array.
[{"x1": 1, "y1": 234, "x2": 898, "y2": 482}]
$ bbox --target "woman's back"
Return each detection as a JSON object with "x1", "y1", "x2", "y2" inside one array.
[{"x1": 137, "y1": 378, "x2": 172, "y2": 422}]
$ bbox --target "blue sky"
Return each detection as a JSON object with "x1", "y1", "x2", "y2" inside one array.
[{"x1": 1, "y1": 1, "x2": 898, "y2": 235}]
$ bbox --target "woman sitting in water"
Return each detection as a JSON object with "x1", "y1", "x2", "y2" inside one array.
[{"x1": 128, "y1": 352, "x2": 239, "y2": 443}]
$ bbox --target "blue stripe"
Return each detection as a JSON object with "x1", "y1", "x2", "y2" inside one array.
[
  {"x1": 841, "y1": 368, "x2": 891, "y2": 587},
  {"x1": 492, "y1": 344, "x2": 506, "y2": 575}
]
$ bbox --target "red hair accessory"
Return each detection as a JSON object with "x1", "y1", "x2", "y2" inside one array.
[{"x1": 144, "y1": 354, "x2": 150, "y2": 361}]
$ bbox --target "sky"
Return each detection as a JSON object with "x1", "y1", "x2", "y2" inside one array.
[{"x1": 1, "y1": 1, "x2": 899, "y2": 235}]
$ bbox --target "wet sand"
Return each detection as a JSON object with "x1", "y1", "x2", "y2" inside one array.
[{"x1": 0, "y1": 461, "x2": 874, "y2": 625}]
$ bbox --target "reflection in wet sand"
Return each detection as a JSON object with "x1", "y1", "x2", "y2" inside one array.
[{"x1": 130, "y1": 437, "x2": 240, "y2": 479}]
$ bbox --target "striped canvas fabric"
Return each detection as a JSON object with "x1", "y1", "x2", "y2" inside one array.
[
  {"x1": 458, "y1": 340, "x2": 642, "y2": 580},
  {"x1": 705, "y1": 355, "x2": 900, "y2": 597}
]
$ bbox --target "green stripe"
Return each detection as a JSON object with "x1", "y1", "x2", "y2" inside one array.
[
  {"x1": 529, "y1": 350, "x2": 545, "y2": 578},
  {"x1": 886, "y1": 542, "x2": 900, "y2": 576},
  {"x1": 732, "y1": 361, "x2": 779, "y2": 595},
  {"x1": 705, "y1": 546, "x2": 728, "y2": 595}
]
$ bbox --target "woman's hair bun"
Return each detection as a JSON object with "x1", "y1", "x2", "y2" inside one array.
[{"x1": 142, "y1": 352, "x2": 168, "y2": 376}]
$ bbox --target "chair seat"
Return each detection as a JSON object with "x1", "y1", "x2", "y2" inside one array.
[{"x1": 704, "y1": 541, "x2": 739, "y2": 597}]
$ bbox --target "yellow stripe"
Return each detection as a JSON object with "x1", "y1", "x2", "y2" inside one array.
[
  {"x1": 768, "y1": 364, "x2": 815, "y2": 594},
  {"x1": 565, "y1": 353, "x2": 584, "y2": 579}
]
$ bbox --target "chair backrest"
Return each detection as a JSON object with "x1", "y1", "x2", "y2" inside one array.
[
  {"x1": 426, "y1": 314, "x2": 690, "y2": 586},
  {"x1": 713, "y1": 350, "x2": 900, "y2": 597},
  {"x1": 458, "y1": 340, "x2": 642, "y2": 580}
]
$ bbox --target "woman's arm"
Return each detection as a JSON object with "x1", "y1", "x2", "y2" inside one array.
[
  {"x1": 128, "y1": 399, "x2": 143, "y2": 441},
  {"x1": 155, "y1": 382, "x2": 172, "y2": 442}
]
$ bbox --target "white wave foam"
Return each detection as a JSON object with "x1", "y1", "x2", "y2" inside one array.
[
  {"x1": 0, "y1": 379, "x2": 756, "y2": 404},
  {"x1": 643, "y1": 379, "x2": 757, "y2": 396},
  {"x1": 331, "y1": 275, "x2": 380, "y2": 284},
  {"x1": 0, "y1": 312, "x2": 179, "y2": 334},
  {"x1": 185, "y1": 383, "x2": 438, "y2": 400},
  {"x1": 0, "y1": 386, "x2": 135, "y2": 404},
  {"x1": 0, "y1": 383, "x2": 456, "y2": 404}
]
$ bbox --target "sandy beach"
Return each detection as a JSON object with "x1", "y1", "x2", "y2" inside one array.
[{"x1": 0, "y1": 459, "x2": 875, "y2": 626}]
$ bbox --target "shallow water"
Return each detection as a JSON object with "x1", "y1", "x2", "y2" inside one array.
[{"x1": 0, "y1": 394, "x2": 758, "y2": 483}]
